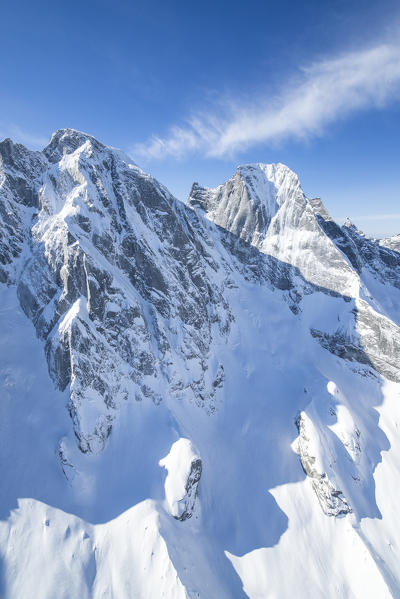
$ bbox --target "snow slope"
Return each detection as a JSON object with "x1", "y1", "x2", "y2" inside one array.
[{"x1": 1, "y1": 130, "x2": 400, "y2": 598}]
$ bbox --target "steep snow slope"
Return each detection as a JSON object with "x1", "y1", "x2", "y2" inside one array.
[{"x1": 1, "y1": 130, "x2": 400, "y2": 598}]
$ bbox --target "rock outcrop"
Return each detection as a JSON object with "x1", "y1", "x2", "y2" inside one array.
[{"x1": 159, "y1": 438, "x2": 202, "y2": 521}]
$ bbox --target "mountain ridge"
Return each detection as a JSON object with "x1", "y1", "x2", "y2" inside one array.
[{"x1": 1, "y1": 129, "x2": 400, "y2": 598}]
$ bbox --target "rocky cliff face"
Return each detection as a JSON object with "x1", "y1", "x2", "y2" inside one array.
[
  {"x1": 189, "y1": 162, "x2": 400, "y2": 383},
  {"x1": 2, "y1": 130, "x2": 400, "y2": 598},
  {"x1": 188, "y1": 163, "x2": 359, "y2": 296},
  {"x1": 1, "y1": 129, "x2": 235, "y2": 453}
]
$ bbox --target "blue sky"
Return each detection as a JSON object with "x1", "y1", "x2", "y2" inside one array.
[{"x1": 1, "y1": 0, "x2": 400, "y2": 236}]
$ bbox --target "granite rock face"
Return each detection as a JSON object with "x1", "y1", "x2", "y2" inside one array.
[
  {"x1": 0, "y1": 138, "x2": 46, "y2": 284},
  {"x1": 188, "y1": 163, "x2": 359, "y2": 297},
  {"x1": 296, "y1": 411, "x2": 352, "y2": 517},
  {"x1": 1, "y1": 130, "x2": 234, "y2": 453}
]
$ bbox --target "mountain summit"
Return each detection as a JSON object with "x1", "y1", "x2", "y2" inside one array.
[{"x1": 1, "y1": 130, "x2": 400, "y2": 598}]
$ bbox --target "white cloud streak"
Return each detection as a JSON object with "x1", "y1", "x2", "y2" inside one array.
[
  {"x1": 132, "y1": 40, "x2": 400, "y2": 161},
  {"x1": 0, "y1": 124, "x2": 48, "y2": 149}
]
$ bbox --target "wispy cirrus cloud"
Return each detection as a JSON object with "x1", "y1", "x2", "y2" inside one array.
[
  {"x1": 0, "y1": 124, "x2": 48, "y2": 149},
  {"x1": 132, "y1": 39, "x2": 400, "y2": 161}
]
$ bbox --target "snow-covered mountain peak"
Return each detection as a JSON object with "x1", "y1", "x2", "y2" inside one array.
[
  {"x1": 44, "y1": 128, "x2": 140, "y2": 173},
  {"x1": 187, "y1": 162, "x2": 305, "y2": 248},
  {"x1": 188, "y1": 162, "x2": 362, "y2": 295},
  {"x1": 342, "y1": 217, "x2": 369, "y2": 240},
  {"x1": 1, "y1": 129, "x2": 236, "y2": 453},
  {"x1": 43, "y1": 128, "x2": 107, "y2": 163},
  {"x1": 236, "y1": 161, "x2": 303, "y2": 206},
  {"x1": 380, "y1": 233, "x2": 400, "y2": 252},
  {"x1": 343, "y1": 217, "x2": 358, "y2": 230},
  {"x1": 3, "y1": 130, "x2": 400, "y2": 598}
]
